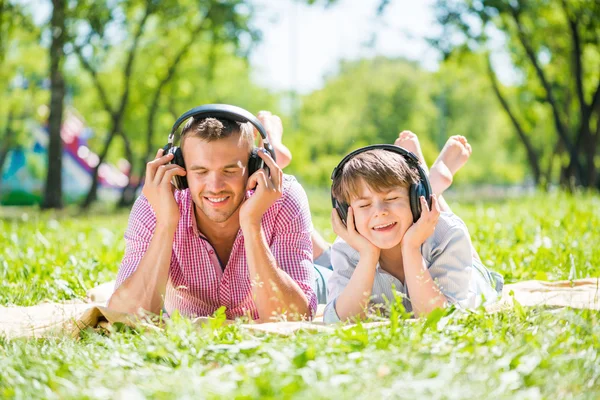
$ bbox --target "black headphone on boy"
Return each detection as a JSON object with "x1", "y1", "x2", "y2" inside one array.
[
  {"x1": 162, "y1": 104, "x2": 276, "y2": 190},
  {"x1": 330, "y1": 144, "x2": 432, "y2": 224}
]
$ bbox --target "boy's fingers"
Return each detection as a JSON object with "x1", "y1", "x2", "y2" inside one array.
[
  {"x1": 420, "y1": 196, "x2": 429, "y2": 213},
  {"x1": 347, "y1": 206, "x2": 358, "y2": 234},
  {"x1": 431, "y1": 194, "x2": 441, "y2": 213}
]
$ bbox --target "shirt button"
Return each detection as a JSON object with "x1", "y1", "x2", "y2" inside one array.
[{"x1": 209, "y1": 250, "x2": 214, "y2": 254}]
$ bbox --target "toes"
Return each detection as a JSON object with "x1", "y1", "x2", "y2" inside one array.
[{"x1": 398, "y1": 130, "x2": 416, "y2": 140}]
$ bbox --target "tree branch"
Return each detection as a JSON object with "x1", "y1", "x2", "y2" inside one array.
[
  {"x1": 509, "y1": 3, "x2": 584, "y2": 181},
  {"x1": 486, "y1": 55, "x2": 541, "y2": 184},
  {"x1": 73, "y1": 44, "x2": 114, "y2": 116},
  {"x1": 116, "y1": 0, "x2": 153, "y2": 118},
  {"x1": 561, "y1": 0, "x2": 586, "y2": 116}
]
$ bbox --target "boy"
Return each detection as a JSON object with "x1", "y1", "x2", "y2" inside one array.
[{"x1": 324, "y1": 132, "x2": 503, "y2": 323}]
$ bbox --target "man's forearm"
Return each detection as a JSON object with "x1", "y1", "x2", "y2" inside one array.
[
  {"x1": 108, "y1": 224, "x2": 175, "y2": 315},
  {"x1": 402, "y1": 245, "x2": 447, "y2": 317},
  {"x1": 242, "y1": 223, "x2": 310, "y2": 321}
]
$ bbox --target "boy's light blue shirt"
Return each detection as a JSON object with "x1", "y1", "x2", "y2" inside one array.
[{"x1": 323, "y1": 212, "x2": 504, "y2": 323}]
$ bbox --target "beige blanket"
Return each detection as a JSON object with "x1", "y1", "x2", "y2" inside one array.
[{"x1": 2, "y1": 278, "x2": 598, "y2": 340}]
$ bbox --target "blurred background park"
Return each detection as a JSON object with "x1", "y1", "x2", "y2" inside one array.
[
  {"x1": 1, "y1": 0, "x2": 599, "y2": 209},
  {"x1": 2, "y1": 3, "x2": 600, "y2": 396}
]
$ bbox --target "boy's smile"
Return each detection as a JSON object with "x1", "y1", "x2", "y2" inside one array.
[{"x1": 350, "y1": 180, "x2": 414, "y2": 249}]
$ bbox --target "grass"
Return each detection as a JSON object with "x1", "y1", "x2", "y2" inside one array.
[{"x1": 1, "y1": 190, "x2": 599, "y2": 398}]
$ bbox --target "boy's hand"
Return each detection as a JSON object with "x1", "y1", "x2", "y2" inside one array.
[
  {"x1": 239, "y1": 149, "x2": 283, "y2": 230},
  {"x1": 402, "y1": 194, "x2": 440, "y2": 249},
  {"x1": 332, "y1": 206, "x2": 380, "y2": 260},
  {"x1": 142, "y1": 148, "x2": 186, "y2": 228}
]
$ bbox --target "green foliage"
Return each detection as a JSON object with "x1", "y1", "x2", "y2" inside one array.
[
  {"x1": 432, "y1": 0, "x2": 600, "y2": 187},
  {"x1": 286, "y1": 56, "x2": 527, "y2": 187}
]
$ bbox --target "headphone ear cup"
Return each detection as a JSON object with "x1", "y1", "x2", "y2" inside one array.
[
  {"x1": 248, "y1": 147, "x2": 264, "y2": 177},
  {"x1": 335, "y1": 200, "x2": 349, "y2": 226},
  {"x1": 171, "y1": 146, "x2": 188, "y2": 190},
  {"x1": 409, "y1": 183, "x2": 422, "y2": 223}
]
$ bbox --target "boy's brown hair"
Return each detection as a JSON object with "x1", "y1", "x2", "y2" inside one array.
[
  {"x1": 332, "y1": 149, "x2": 421, "y2": 204},
  {"x1": 180, "y1": 117, "x2": 254, "y2": 152}
]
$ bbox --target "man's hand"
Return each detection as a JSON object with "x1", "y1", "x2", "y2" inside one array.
[
  {"x1": 332, "y1": 206, "x2": 381, "y2": 260},
  {"x1": 240, "y1": 149, "x2": 283, "y2": 229},
  {"x1": 141, "y1": 148, "x2": 187, "y2": 228},
  {"x1": 402, "y1": 194, "x2": 440, "y2": 250}
]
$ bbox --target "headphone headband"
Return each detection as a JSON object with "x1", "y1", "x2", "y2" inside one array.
[
  {"x1": 331, "y1": 144, "x2": 422, "y2": 180},
  {"x1": 168, "y1": 104, "x2": 271, "y2": 148}
]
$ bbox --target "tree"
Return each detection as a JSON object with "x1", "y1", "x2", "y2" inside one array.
[
  {"x1": 41, "y1": 0, "x2": 67, "y2": 209},
  {"x1": 432, "y1": 0, "x2": 600, "y2": 189},
  {"x1": 0, "y1": 3, "x2": 46, "y2": 187}
]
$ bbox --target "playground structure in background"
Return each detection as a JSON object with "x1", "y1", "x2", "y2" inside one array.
[{"x1": 0, "y1": 110, "x2": 129, "y2": 205}]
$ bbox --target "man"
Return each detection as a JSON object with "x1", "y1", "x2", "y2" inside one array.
[{"x1": 108, "y1": 110, "x2": 319, "y2": 321}]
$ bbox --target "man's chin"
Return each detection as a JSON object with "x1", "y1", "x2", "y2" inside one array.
[{"x1": 201, "y1": 209, "x2": 236, "y2": 223}]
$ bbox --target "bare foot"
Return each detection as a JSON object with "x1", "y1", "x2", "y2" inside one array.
[
  {"x1": 394, "y1": 130, "x2": 428, "y2": 173},
  {"x1": 256, "y1": 111, "x2": 292, "y2": 169},
  {"x1": 429, "y1": 135, "x2": 472, "y2": 194}
]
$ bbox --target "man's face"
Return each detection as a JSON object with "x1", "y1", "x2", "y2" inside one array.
[
  {"x1": 182, "y1": 134, "x2": 250, "y2": 223},
  {"x1": 349, "y1": 180, "x2": 414, "y2": 250}
]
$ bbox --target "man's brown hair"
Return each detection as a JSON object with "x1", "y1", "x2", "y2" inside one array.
[
  {"x1": 180, "y1": 117, "x2": 254, "y2": 151},
  {"x1": 332, "y1": 149, "x2": 421, "y2": 204}
]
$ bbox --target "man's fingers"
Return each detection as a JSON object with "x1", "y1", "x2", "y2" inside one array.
[
  {"x1": 247, "y1": 169, "x2": 268, "y2": 191},
  {"x1": 257, "y1": 150, "x2": 281, "y2": 189},
  {"x1": 147, "y1": 150, "x2": 174, "y2": 178},
  {"x1": 162, "y1": 166, "x2": 186, "y2": 186},
  {"x1": 154, "y1": 164, "x2": 181, "y2": 185}
]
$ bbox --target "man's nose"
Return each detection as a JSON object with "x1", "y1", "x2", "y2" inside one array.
[{"x1": 206, "y1": 171, "x2": 226, "y2": 192}]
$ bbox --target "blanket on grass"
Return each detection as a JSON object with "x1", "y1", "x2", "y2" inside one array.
[{"x1": 1, "y1": 278, "x2": 598, "y2": 340}]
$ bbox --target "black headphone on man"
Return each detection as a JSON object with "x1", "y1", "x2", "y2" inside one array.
[
  {"x1": 162, "y1": 104, "x2": 276, "y2": 190},
  {"x1": 330, "y1": 144, "x2": 432, "y2": 224}
]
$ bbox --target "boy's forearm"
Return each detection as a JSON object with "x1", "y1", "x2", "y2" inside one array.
[
  {"x1": 108, "y1": 224, "x2": 175, "y2": 315},
  {"x1": 402, "y1": 245, "x2": 447, "y2": 317},
  {"x1": 334, "y1": 253, "x2": 379, "y2": 321},
  {"x1": 242, "y1": 223, "x2": 311, "y2": 321}
]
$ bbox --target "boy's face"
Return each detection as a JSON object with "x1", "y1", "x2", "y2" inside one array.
[
  {"x1": 182, "y1": 135, "x2": 250, "y2": 223},
  {"x1": 349, "y1": 179, "x2": 414, "y2": 249}
]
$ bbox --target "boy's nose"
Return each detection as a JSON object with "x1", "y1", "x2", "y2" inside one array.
[{"x1": 373, "y1": 202, "x2": 389, "y2": 217}]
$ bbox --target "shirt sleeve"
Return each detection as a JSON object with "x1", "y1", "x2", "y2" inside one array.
[
  {"x1": 114, "y1": 194, "x2": 158, "y2": 289},
  {"x1": 323, "y1": 238, "x2": 359, "y2": 323},
  {"x1": 271, "y1": 178, "x2": 318, "y2": 318},
  {"x1": 423, "y1": 215, "x2": 474, "y2": 307}
]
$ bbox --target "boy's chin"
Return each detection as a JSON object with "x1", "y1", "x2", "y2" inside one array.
[{"x1": 367, "y1": 236, "x2": 402, "y2": 250}]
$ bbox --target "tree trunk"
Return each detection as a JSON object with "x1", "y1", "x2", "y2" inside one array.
[
  {"x1": 78, "y1": 1, "x2": 153, "y2": 210},
  {"x1": 117, "y1": 131, "x2": 136, "y2": 208},
  {"x1": 486, "y1": 55, "x2": 541, "y2": 185},
  {"x1": 41, "y1": 0, "x2": 66, "y2": 210},
  {"x1": 0, "y1": 110, "x2": 15, "y2": 186}
]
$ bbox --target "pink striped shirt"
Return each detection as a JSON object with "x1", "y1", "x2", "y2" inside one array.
[{"x1": 115, "y1": 174, "x2": 317, "y2": 320}]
